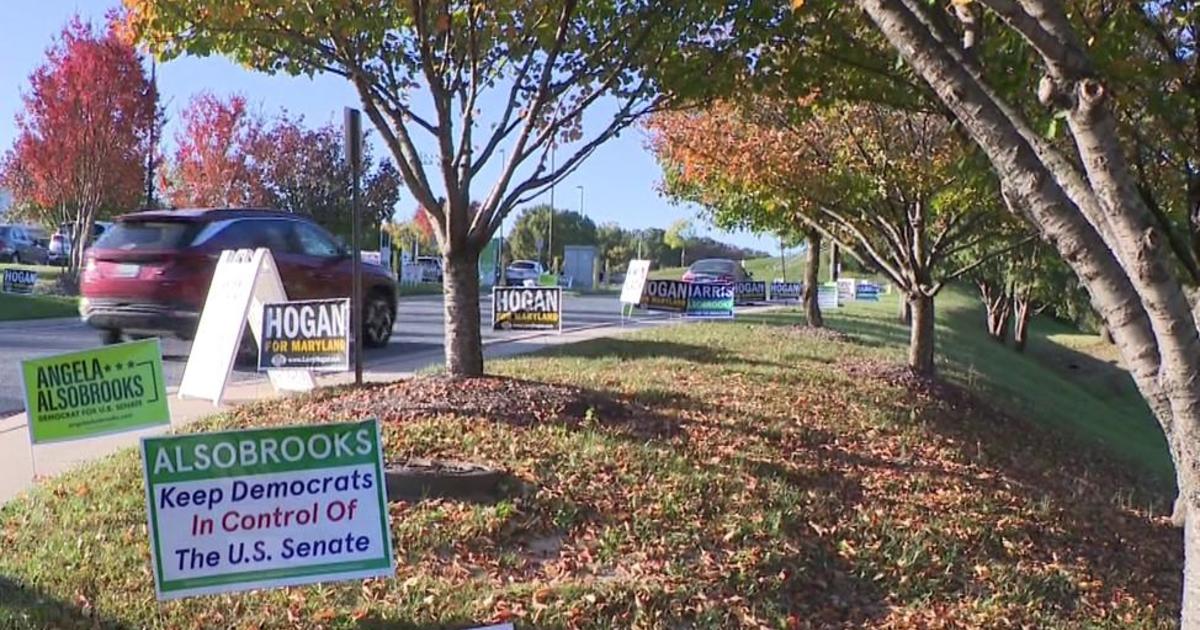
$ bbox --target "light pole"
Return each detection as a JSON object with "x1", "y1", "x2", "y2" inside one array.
[
  {"x1": 547, "y1": 143, "x2": 555, "y2": 272},
  {"x1": 576, "y1": 185, "x2": 584, "y2": 218}
]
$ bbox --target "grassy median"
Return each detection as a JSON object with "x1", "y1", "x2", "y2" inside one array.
[{"x1": 0, "y1": 289, "x2": 1180, "y2": 628}]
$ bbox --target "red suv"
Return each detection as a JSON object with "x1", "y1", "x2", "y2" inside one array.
[{"x1": 80, "y1": 209, "x2": 397, "y2": 348}]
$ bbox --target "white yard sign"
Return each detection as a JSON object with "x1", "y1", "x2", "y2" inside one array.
[
  {"x1": 620, "y1": 259, "x2": 652, "y2": 305},
  {"x1": 178, "y1": 249, "x2": 315, "y2": 405}
]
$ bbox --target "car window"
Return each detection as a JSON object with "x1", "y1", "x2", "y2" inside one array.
[
  {"x1": 209, "y1": 219, "x2": 293, "y2": 252},
  {"x1": 511, "y1": 261, "x2": 536, "y2": 270},
  {"x1": 291, "y1": 222, "x2": 342, "y2": 258},
  {"x1": 691, "y1": 260, "x2": 734, "y2": 273},
  {"x1": 95, "y1": 221, "x2": 203, "y2": 250}
]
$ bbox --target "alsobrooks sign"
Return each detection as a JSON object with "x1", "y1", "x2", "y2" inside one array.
[
  {"x1": 492, "y1": 286, "x2": 562, "y2": 330},
  {"x1": 258, "y1": 299, "x2": 351, "y2": 371},
  {"x1": 21, "y1": 339, "x2": 169, "y2": 444},
  {"x1": 140, "y1": 419, "x2": 393, "y2": 599}
]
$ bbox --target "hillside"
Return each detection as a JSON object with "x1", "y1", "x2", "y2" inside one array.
[{"x1": 0, "y1": 287, "x2": 1178, "y2": 628}]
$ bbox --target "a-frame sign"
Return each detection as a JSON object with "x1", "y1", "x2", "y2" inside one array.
[{"x1": 179, "y1": 248, "x2": 316, "y2": 405}]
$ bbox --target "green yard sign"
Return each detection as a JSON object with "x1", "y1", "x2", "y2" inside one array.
[
  {"x1": 21, "y1": 338, "x2": 170, "y2": 444},
  {"x1": 140, "y1": 419, "x2": 394, "y2": 600}
]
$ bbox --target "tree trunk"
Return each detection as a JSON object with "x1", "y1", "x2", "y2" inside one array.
[
  {"x1": 898, "y1": 297, "x2": 911, "y2": 325},
  {"x1": 803, "y1": 227, "x2": 824, "y2": 328},
  {"x1": 853, "y1": 1, "x2": 1200, "y2": 622},
  {"x1": 1100, "y1": 324, "x2": 1115, "y2": 345},
  {"x1": 442, "y1": 249, "x2": 483, "y2": 376},
  {"x1": 908, "y1": 293, "x2": 935, "y2": 376},
  {"x1": 978, "y1": 280, "x2": 1011, "y2": 343},
  {"x1": 830, "y1": 242, "x2": 841, "y2": 283},
  {"x1": 1013, "y1": 294, "x2": 1032, "y2": 353}
]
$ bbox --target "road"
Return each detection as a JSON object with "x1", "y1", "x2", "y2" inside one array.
[{"x1": 0, "y1": 292, "x2": 631, "y2": 414}]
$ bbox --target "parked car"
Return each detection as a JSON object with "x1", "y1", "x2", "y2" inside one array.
[
  {"x1": 681, "y1": 258, "x2": 751, "y2": 284},
  {"x1": 79, "y1": 208, "x2": 397, "y2": 348},
  {"x1": 415, "y1": 256, "x2": 443, "y2": 282},
  {"x1": 0, "y1": 224, "x2": 49, "y2": 264},
  {"x1": 505, "y1": 259, "x2": 545, "y2": 286},
  {"x1": 49, "y1": 220, "x2": 111, "y2": 266}
]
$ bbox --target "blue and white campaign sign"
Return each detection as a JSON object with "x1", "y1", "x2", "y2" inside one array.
[
  {"x1": 836, "y1": 278, "x2": 857, "y2": 303},
  {"x1": 817, "y1": 284, "x2": 839, "y2": 310},
  {"x1": 2, "y1": 268, "x2": 37, "y2": 295},
  {"x1": 855, "y1": 282, "x2": 881, "y2": 302},
  {"x1": 770, "y1": 281, "x2": 802, "y2": 301},
  {"x1": 684, "y1": 283, "x2": 735, "y2": 319},
  {"x1": 733, "y1": 281, "x2": 767, "y2": 305}
]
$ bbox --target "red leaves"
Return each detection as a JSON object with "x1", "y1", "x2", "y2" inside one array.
[
  {"x1": 2, "y1": 15, "x2": 155, "y2": 218},
  {"x1": 168, "y1": 92, "x2": 271, "y2": 208}
]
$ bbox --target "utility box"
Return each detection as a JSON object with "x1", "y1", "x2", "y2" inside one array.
[{"x1": 563, "y1": 245, "x2": 598, "y2": 290}]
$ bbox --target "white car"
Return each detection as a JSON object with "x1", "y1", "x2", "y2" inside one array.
[{"x1": 505, "y1": 259, "x2": 545, "y2": 286}]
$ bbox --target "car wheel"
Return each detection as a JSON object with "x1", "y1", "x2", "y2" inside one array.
[
  {"x1": 99, "y1": 328, "x2": 122, "y2": 345},
  {"x1": 363, "y1": 291, "x2": 394, "y2": 348}
]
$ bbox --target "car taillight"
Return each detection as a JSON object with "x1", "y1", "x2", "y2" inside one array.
[{"x1": 84, "y1": 256, "x2": 97, "y2": 273}]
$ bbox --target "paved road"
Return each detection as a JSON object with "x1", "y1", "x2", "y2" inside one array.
[{"x1": 0, "y1": 292, "x2": 630, "y2": 414}]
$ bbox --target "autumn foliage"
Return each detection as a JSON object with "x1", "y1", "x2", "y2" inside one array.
[
  {"x1": 168, "y1": 92, "x2": 271, "y2": 208},
  {"x1": 0, "y1": 15, "x2": 156, "y2": 270}
]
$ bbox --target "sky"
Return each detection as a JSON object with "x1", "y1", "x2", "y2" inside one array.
[{"x1": 0, "y1": 1, "x2": 781, "y2": 253}]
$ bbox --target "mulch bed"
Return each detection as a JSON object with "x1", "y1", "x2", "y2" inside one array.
[{"x1": 298, "y1": 375, "x2": 676, "y2": 438}]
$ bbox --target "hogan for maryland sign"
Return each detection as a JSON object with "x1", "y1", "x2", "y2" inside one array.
[
  {"x1": 258, "y1": 298, "x2": 351, "y2": 371},
  {"x1": 492, "y1": 286, "x2": 562, "y2": 330},
  {"x1": 140, "y1": 419, "x2": 394, "y2": 600}
]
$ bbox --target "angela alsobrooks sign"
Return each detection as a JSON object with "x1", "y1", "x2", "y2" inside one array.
[
  {"x1": 492, "y1": 286, "x2": 562, "y2": 330},
  {"x1": 21, "y1": 338, "x2": 170, "y2": 444},
  {"x1": 140, "y1": 419, "x2": 394, "y2": 600},
  {"x1": 258, "y1": 299, "x2": 350, "y2": 372}
]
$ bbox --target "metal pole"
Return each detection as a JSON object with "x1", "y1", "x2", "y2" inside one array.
[
  {"x1": 577, "y1": 185, "x2": 584, "y2": 218},
  {"x1": 548, "y1": 144, "x2": 555, "y2": 272},
  {"x1": 345, "y1": 108, "x2": 364, "y2": 386},
  {"x1": 780, "y1": 236, "x2": 786, "y2": 282},
  {"x1": 145, "y1": 57, "x2": 157, "y2": 208}
]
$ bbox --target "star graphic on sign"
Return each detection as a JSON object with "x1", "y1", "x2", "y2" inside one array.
[
  {"x1": 127, "y1": 361, "x2": 136, "y2": 369},
  {"x1": 114, "y1": 363, "x2": 123, "y2": 371},
  {"x1": 103, "y1": 364, "x2": 111, "y2": 373}
]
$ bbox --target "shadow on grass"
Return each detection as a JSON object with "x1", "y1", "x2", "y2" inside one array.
[{"x1": 0, "y1": 575, "x2": 135, "y2": 629}]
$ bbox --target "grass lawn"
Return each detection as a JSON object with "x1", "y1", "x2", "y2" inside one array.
[
  {"x1": 0, "y1": 293, "x2": 78, "y2": 321},
  {"x1": 0, "y1": 287, "x2": 1181, "y2": 628}
]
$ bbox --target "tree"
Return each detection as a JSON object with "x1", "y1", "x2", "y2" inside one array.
[
  {"x1": 0, "y1": 16, "x2": 156, "y2": 272},
  {"x1": 507, "y1": 205, "x2": 597, "y2": 265},
  {"x1": 664, "y1": 218, "x2": 696, "y2": 267},
  {"x1": 125, "y1": 0, "x2": 743, "y2": 376},
  {"x1": 255, "y1": 116, "x2": 402, "y2": 239},
  {"x1": 650, "y1": 100, "x2": 1023, "y2": 375},
  {"x1": 167, "y1": 92, "x2": 271, "y2": 208},
  {"x1": 827, "y1": 0, "x2": 1200, "y2": 622}
]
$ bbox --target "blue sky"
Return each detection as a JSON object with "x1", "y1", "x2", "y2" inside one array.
[{"x1": 0, "y1": 2, "x2": 780, "y2": 253}]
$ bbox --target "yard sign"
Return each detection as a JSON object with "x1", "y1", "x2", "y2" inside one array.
[
  {"x1": 140, "y1": 419, "x2": 394, "y2": 600},
  {"x1": 178, "y1": 248, "x2": 315, "y2": 404},
  {"x1": 21, "y1": 338, "x2": 169, "y2": 444}
]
